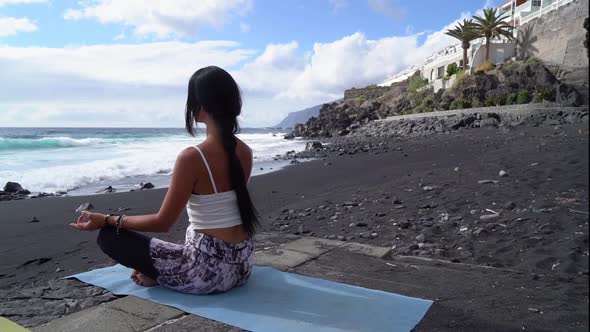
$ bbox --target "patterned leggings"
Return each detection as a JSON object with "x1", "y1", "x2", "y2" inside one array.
[{"x1": 97, "y1": 226, "x2": 254, "y2": 294}]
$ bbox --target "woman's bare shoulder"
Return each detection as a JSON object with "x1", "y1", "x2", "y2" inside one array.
[
  {"x1": 176, "y1": 146, "x2": 203, "y2": 168},
  {"x1": 236, "y1": 139, "x2": 253, "y2": 165}
]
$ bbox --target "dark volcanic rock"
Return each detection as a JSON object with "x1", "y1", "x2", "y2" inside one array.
[
  {"x1": 288, "y1": 61, "x2": 582, "y2": 140},
  {"x1": 140, "y1": 182, "x2": 155, "y2": 190},
  {"x1": 97, "y1": 185, "x2": 115, "y2": 193},
  {"x1": 305, "y1": 141, "x2": 323, "y2": 150},
  {"x1": 556, "y1": 83, "x2": 581, "y2": 106},
  {"x1": 448, "y1": 72, "x2": 499, "y2": 102},
  {"x1": 3, "y1": 182, "x2": 23, "y2": 193}
]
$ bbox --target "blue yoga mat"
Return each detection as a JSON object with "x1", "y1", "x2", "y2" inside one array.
[{"x1": 68, "y1": 264, "x2": 432, "y2": 332}]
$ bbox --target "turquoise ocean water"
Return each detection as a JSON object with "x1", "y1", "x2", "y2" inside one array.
[{"x1": 0, "y1": 127, "x2": 305, "y2": 195}]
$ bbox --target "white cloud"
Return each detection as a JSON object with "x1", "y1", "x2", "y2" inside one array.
[
  {"x1": 0, "y1": 41, "x2": 256, "y2": 86},
  {"x1": 279, "y1": 30, "x2": 454, "y2": 101},
  {"x1": 0, "y1": 6, "x2": 483, "y2": 127},
  {"x1": 235, "y1": 41, "x2": 304, "y2": 96},
  {"x1": 64, "y1": 0, "x2": 254, "y2": 38},
  {"x1": 329, "y1": 0, "x2": 349, "y2": 12},
  {"x1": 0, "y1": 0, "x2": 46, "y2": 6},
  {"x1": 0, "y1": 16, "x2": 37, "y2": 36}
]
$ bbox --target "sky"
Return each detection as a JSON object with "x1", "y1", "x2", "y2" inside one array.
[{"x1": 0, "y1": 0, "x2": 502, "y2": 128}]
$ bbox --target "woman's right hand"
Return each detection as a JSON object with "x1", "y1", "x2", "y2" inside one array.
[{"x1": 69, "y1": 211, "x2": 106, "y2": 231}]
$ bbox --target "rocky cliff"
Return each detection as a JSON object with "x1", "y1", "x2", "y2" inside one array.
[
  {"x1": 274, "y1": 103, "x2": 324, "y2": 129},
  {"x1": 289, "y1": 60, "x2": 584, "y2": 138}
]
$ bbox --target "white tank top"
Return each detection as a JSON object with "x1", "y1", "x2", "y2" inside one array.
[{"x1": 186, "y1": 146, "x2": 242, "y2": 230}]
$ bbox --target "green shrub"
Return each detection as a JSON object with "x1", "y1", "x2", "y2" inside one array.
[
  {"x1": 408, "y1": 75, "x2": 429, "y2": 93},
  {"x1": 455, "y1": 69, "x2": 466, "y2": 81},
  {"x1": 525, "y1": 56, "x2": 542, "y2": 64},
  {"x1": 516, "y1": 90, "x2": 530, "y2": 104},
  {"x1": 450, "y1": 69, "x2": 468, "y2": 90},
  {"x1": 449, "y1": 98, "x2": 470, "y2": 110},
  {"x1": 446, "y1": 63, "x2": 459, "y2": 78},
  {"x1": 503, "y1": 60, "x2": 522, "y2": 71},
  {"x1": 485, "y1": 95, "x2": 507, "y2": 107},
  {"x1": 506, "y1": 92, "x2": 518, "y2": 105},
  {"x1": 532, "y1": 88, "x2": 555, "y2": 102},
  {"x1": 475, "y1": 61, "x2": 495, "y2": 73},
  {"x1": 471, "y1": 97, "x2": 482, "y2": 108}
]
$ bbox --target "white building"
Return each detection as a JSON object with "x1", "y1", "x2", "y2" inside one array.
[
  {"x1": 381, "y1": 0, "x2": 573, "y2": 91},
  {"x1": 500, "y1": 0, "x2": 576, "y2": 27}
]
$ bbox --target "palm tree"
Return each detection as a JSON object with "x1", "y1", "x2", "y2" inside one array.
[
  {"x1": 473, "y1": 8, "x2": 514, "y2": 63},
  {"x1": 445, "y1": 19, "x2": 481, "y2": 70}
]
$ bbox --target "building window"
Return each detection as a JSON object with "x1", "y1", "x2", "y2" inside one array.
[
  {"x1": 459, "y1": 60, "x2": 464, "y2": 69},
  {"x1": 437, "y1": 66, "x2": 445, "y2": 79}
]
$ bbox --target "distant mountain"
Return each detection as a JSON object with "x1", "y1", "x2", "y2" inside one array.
[{"x1": 274, "y1": 101, "x2": 339, "y2": 128}]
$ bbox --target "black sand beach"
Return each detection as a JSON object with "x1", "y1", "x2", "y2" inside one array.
[{"x1": 1, "y1": 121, "x2": 588, "y2": 330}]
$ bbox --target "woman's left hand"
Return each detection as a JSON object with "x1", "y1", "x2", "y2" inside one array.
[{"x1": 69, "y1": 211, "x2": 106, "y2": 231}]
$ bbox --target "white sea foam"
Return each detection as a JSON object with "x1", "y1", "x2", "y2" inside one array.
[{"x1": 0, "y1": 130, "x2": 306, "y2": 194}]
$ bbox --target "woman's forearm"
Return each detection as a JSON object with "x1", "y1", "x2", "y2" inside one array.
[{"x1": 105, "y1": 213, "x2": 170, "y2": 233}]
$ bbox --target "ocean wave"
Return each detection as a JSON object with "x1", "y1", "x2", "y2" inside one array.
[
  {"x1": 0, "y1": 130, "x2": 308, "y2": 193},
  {"x1": 0, "y1": 137, "x2": 105, "y2": 151}
]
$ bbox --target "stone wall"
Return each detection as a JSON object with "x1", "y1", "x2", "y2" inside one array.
[
  {"x1": 343, "y1": 86, "x2": 390, "y2": 101},
  {"x1": 518, "y1": 0, "x2": 589, "y2": 68},
  {"x1": 354, "y1": 104, "x2": 589, "y2": 138}
]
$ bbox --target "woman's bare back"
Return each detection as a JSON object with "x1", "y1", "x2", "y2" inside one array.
[{"x1": 190, "y1": 138, "x2": 252, "y2": 244}]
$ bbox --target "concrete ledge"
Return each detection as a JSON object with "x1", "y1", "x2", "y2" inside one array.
[
  {"x1": 279, "y1": 237, "x2": 344, "y2": 256},
  {"x1": 104, "y1": 296, "x2": 183, "y2": 322},
  {"x1": 254, "y1": 248, "x2": 313, "y2": 271},
  {"x1": 145, "y1": 314, "x2": 244, "y2": 332},
  {"x1": 32, "y1": 296, "x2": 183, "y2": 332},
  {"x1": 254, "y1": 236, "x2": 391, "y2": 270},
  {"x1": 340, "y1": 242, "x2": 391, "y2": 259}
]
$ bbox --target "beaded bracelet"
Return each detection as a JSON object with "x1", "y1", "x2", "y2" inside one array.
[{"x1": 116, "y1": 214, "x2": 126, "y2": 235}]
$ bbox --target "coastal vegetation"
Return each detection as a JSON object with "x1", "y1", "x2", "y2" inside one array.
[
  {"x1": 445, "y1": 63, "x2": 459, "y2": 78},
  {"x1": 444, "y1": 19, "x2": 481, "y2": 70},
  {"x1": 291, "y1": 59, "x2": 582, "y2": 138}
]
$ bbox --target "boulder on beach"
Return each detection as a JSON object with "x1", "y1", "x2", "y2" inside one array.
[
  {"x1": 3, "y1": 182, "x2": 23, "y2": 193},
  {"x1": 305, "y1": 141, "x2": 323, "y2": 150},
  {"x1": 16, "y1": 189, "x2": 31, "y2": 195},
  {"x1": 97, "y1": 185, "x2": 115, "y2": 193},
  {"x1": 140, "y1": 182, "x2": 155, "y2": 190}
]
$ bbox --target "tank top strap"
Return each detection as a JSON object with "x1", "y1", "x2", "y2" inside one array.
[{"x1": 193, "y1": 146, "x2": 218, "y2": 194}]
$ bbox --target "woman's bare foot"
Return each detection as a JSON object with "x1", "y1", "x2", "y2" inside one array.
[{"x1": 130, "y1": 269, "x2": 158, "y2": 287}]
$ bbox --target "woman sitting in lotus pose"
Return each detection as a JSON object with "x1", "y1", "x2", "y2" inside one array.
[{"x1": 70, "y1": 66, "x2": 259, "y2": 295}]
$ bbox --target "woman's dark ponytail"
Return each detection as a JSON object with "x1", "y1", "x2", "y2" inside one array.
[{"x1": 185, "y1": 66, "x2": 260, "y2": 237}]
